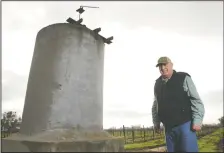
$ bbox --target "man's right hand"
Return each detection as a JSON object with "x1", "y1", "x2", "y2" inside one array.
[{"x1": 154, "y1": 124, "x2": 161, "y2": 134}]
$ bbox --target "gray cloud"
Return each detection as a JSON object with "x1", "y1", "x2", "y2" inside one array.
[
  {"x1": 105, "y1": 110, "x2": 151, "y2": 119},
  {"x1": 3, "y1": 1, "x2": 223, "y2": 37},
  {"x1": 104, "y1": 90, "x2": 223, "y2": 120},
  {"x1": 2, "y1": 70, "x2": 28, "y2": 102},
  {"x1": 201, "y1": 90, "x2": 223, "y2": 105},
  {"x1": 94, "y1": 2, "x2": 223, "y2": 37}
]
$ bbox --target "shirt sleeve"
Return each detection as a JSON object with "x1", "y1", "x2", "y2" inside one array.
[
  {"x1": 183, "y1": 76, "x2": 205, "y2": 126},
  {"x1": 152, "y1": 84, "x2": 160, "y2": 126}
]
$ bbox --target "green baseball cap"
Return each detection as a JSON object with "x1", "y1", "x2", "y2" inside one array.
[{"x1": 156, "y1": 56, "x2": 172, "y2": 67}]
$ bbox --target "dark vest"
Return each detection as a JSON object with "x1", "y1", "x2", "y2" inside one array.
[{"x1": 155, "y1": 70, "x2": 192, "y2": 128}]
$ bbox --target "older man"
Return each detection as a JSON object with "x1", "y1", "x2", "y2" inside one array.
[{"x1": 152, "y1": 56, "x2": 205, "y2": 152}]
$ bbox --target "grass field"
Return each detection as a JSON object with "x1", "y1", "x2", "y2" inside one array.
[{"x1": 198, "y1": 128, "x2": 223, "y2": 152}]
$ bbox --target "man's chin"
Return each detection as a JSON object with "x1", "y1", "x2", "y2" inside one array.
[{"x1": 162, "y1": 74, "x2": 169, "y2": 77}]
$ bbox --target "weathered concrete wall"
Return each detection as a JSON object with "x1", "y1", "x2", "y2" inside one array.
[{"x1": 20, "y1": 23, "x2": 105, "y2": 135}]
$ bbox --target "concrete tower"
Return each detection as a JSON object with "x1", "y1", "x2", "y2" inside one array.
[{"x1": 2, "y1": 16, "x2": 124, "y2": 152}]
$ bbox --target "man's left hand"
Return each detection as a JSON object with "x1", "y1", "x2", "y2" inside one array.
[{"x1": 192, "y1": 124, "x2": 201, "y2": 131}]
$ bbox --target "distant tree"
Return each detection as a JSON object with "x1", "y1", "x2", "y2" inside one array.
[
  {"x1": 218, "y1": 116, "x2": 223, "y2": 126},
  {"x1": 1, "y1": 111, "x2": 21, "y2": 133},
  {"x1": 18, "y1": 116, "x2": 22, "y2": 122}
]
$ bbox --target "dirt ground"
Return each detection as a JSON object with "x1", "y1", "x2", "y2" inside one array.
[{"x1": 141, "y1": 146, "x2": 166, "y2": 152}]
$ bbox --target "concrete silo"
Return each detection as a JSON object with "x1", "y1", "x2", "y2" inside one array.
[{"x1": 2, "y1": 16, "x2": 124, "y2": 152}]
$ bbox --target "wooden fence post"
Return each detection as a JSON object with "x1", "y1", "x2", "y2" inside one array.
[
  {"x1": 152, "y1": 127, "x2": 155, "y2": 140},
  {"x1": 132, "y1": 127, "x2": 135, "y2": 143},
  {"x1": 123, "y1": 125, "x2": 126, "y2": 144},
  {"x1": 140, "y1": 127, "x2": 142, "y2": 138},
  {"x1": 143, "y1": 125, "x2": 146, "y2": 142}
]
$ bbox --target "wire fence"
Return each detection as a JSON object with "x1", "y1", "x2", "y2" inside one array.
[{"x1": 105, "y1": 124, "x2": 221, "y2": 144}]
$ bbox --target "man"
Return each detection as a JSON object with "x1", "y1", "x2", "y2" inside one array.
[{"x1": 152, "y1": 56, "x2": 205, "y2": 152}]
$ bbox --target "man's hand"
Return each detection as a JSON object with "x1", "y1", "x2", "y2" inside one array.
[
  {"x1": 154, "y1": 124, "x2": 161, "y2": 134},
  {"x1": 192, "y1": 124, "x2": 201, "y2": 131}
]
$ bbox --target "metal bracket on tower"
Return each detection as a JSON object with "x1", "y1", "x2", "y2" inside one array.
[
  {"x1": 93, "y1": 28, "x2": 101, "y2": 34},
  {"x1": 66, "y1": 18, "x2": 83, "y2": 24},
  {"x1": 66, "y1": 5, "x2": 113, "y2": 44},
  {"x1": 76, "y1": 5, "x2": 99, "y2": 20}
]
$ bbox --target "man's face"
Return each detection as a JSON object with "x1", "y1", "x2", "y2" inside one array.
[{"x1": 158, "y1": 62, "x2": 173, "y2": 77}]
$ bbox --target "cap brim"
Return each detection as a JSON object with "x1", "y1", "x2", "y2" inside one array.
[{"x1": 156, "y1": 62, "x2": 168, "y2": 67}]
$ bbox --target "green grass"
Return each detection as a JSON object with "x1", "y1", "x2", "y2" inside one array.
[
  {"x1": 124, "y1": 128, "x2": 223, "y2": 151},
  {"x1": 198, "y1": 128, "x2": 223, "y2": 152},
  {"x1": 124, "y1": 138, "x2": 165, "y2": 150}
]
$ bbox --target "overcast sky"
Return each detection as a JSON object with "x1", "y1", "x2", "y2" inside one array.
[{"x1": 2, "y1": 1, "x2": 223, "y2": 128}]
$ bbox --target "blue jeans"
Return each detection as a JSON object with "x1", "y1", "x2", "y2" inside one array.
[{"x1": 165, "y1": 121, "x2": 198, "y2": 152}]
